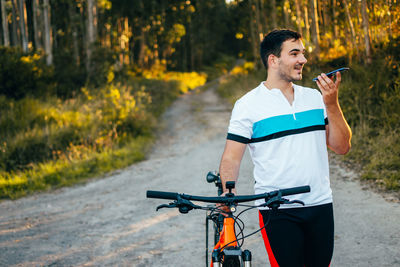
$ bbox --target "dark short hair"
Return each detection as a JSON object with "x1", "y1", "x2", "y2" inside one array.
[{"x1": 260, "y1": 29, "x2": 302, "y2": 69}]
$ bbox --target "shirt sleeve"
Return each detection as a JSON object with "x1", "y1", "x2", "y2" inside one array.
[{"x1": 227, "y1": 99, "x2": 253, "y2": 144}]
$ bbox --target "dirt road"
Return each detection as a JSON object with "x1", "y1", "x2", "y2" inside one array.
[{"x1": 1, "y1": 84, "x2": 399, "y2": 266}]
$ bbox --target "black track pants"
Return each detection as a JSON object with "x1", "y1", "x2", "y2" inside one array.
[{"x1": 259, "y1": 203, "x2": 334, "y2": 267}]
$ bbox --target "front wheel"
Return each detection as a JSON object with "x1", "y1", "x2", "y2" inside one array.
[{"x1": 222, "y1": 256, "x2": 241, "y2": 267}]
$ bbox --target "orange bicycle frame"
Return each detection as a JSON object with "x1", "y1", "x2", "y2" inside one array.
[{"x1": 210, "y1": 217, "x2": 237, "y2": 266}]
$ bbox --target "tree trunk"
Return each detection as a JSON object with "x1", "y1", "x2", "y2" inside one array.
[
  {"x1": 356, "y1": 1, "x2": 363, "y2": 36},
  {"x1": 283, "y1": 0, "x2": 290, "y2": 28},
  {"x1": 11, "y1": 0, "x2": 19, "y2": 46},
  {"x1": 309, "y1": 0, "x2": 320, "y2": 56},
  {"x1": 259, "y1": 0, "x2": 268, "y2": 34},
  {"x1": 320, "y1": 0, "x2": 329, "y2": 34},
  {"x1": 294, "y1": 0, "x2": 303, "y2": 37},
  {"x1": 18, "y1": 0, "x2": 28, "y2": 52},
  {"x1": 138, "y1": 27, "x2": 146, "y2": 68},
  {"x1": 387, "y1": 0, "x2": 393, "y2": 40},
  {"x1": 304, "y1": 1, "x2": 310, "y2": 42},
  {"x1": 93, "y1": 0, "x2": 97, "y2": 41},
  {"x1": 128, "y1": 19, "x2": 135, "y2": 66},
  {"x1": 32, "y1": 0, "x2": 41, "y2": 50},
  {"x1": 318, "y1": 0, "x2": 324, "y2": 32},
  {"x1": 332, "y1": 0, "x2": 339, "y2": 39},
  {"x1": 249, "y1": 0, "x2": 260, "y2": 69},
  {"x1": 79, "y1": 2, "x2": 86, "y2": 63},
  {"x1": 342, "y1": 0, "x2": 358, "y2": 58},
  {"x1": 43, "y1": 0, "x2": 52, "y2": 65},
  {"x1": 68, "y1": 1, "x2": 79, "y2": 65},
  {"x1": 123, "y1": 17, "x2": 130, "y2": 65},
  {"x1": 1, "y1": 0, "x2": 10, "y2": 46},
  {"x1": 361, "y1": 0, "x2": 371, "y2": 64},
  {"x1": 270, "y1": 0, "x2": 277, "y2": 29},
  {"x1": 254, "y1": 0, "x2": 262, "y2": 40},
  {"x1": 86, "y1": 0, "x2": 95, "y2": 73},
  {"x1": 189, "y1": 16, "x2": 195, "y2": 70},
  {"x1": 182, "y1": 33, "x2": 187, "y2": 71}
]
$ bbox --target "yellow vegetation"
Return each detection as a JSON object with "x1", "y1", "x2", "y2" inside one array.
[
  {"x1": 141, "y1": 60, "x2": 207, "y2": 93},
  {"x1": 230, "y1": 62, "x2": 255, "y2": 75}
]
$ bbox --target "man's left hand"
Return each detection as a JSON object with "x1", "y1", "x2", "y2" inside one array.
[{"x1": 315, "y1": 71, "x2": 341, "y2": 107}]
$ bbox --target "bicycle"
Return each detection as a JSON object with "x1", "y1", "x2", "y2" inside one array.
[{"x1": 146, "y1": 171, "x2": 310, "y2": 267}]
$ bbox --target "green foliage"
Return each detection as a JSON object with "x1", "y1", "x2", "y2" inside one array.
[
  {"x1": 0, "y1": 45, "x2": 118, "y2": 100},
  {"x1": 0, "y1": 136, "x2": 151, "y2": 199},
  {"x1": 52, "y1": 51, "x2": 86, "y2": 99},
  {"x1": 0, "y1": 77, "x2": 184, "y2": 199},
  {"x1": 340, "y1": 51, "x2": 400, "y2": 190},
  {"x1": 339, "y1": 60, "x2": 397, "y2": 131},
  {"x1": 166, "y1": 24, "x2": 186, "y2": 44},
  {"x1": 131, "y1": 60, "x2": 207, "y2": 94},
  {"x1": 360, "y1": 129, "x2": 400, "y2": 190},
  {"x1": 134, "y1": 78, "x2": 181, "y2": 117},
  {"x1": 202, "y1": 54, "x2": 237, "y2": 81},
  {"x1": 87, "y1": 47, "x2": 118, "y2": 87},
  {"x1": 216, "y1": 64, "x2": 265, "y2": 105},
  {"x1": 0, "y1": 47, "x2": 53, "y2": 99}
]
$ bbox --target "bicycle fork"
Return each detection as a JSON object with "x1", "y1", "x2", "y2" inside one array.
[
  {"x1": 211, "y1": 249, "x2": 252, "y2": 267},
  {"x1": 208, "y1": 217, "x2": 252, "y2": 267}
]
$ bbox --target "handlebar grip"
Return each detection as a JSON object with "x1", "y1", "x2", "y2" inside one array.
[
  {"x1": 146, "y1": 190, "x2": 179, "y2": 200},
  {"x1": 280, "y1": 186, "x2": 310, "y2": 197}
]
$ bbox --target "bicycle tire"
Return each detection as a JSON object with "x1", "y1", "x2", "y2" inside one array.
[{"x1": 222, "y1": 256, "x2": 241, "y2": 267}]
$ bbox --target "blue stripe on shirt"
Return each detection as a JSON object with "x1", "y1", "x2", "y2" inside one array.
[{"x1": 252, "y1": 109, "x2": 325, "y2": 139}]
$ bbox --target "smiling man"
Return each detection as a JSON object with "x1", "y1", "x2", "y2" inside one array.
[{"x1": 218, "y1": 29, "x2": 352, "y2": 266}]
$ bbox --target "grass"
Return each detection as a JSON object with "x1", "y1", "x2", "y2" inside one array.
[
  {"x1": 0, "y1": 136, "x2": 151, "y2": 199},
  {"x1": 0, "y1": 68, "x2": 207, "y2": 199}
]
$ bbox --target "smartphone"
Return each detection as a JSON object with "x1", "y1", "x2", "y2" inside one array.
[{"x1": 312, "y1": 67, "x2": 350, "y2": 81}]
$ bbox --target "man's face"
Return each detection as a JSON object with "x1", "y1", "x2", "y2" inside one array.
[{"x1": 276, "y1": 39, "x2": 307, "y2": 82}]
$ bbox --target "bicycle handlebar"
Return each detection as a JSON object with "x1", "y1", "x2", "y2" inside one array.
[
  {"x1": 147, "y1": 183, "x2": 311, "y2": 265},
  {"x1": 146, "y1": 185, "x2": 310, "y2": 203},
  {"x1": 279, "y1": 186, "x2": 311, "y2": 197},
  {"x1": 146, "y1": 191, "x2": 179, "y2": 200}
]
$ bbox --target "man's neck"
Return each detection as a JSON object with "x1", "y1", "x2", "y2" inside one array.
[
  {"x1": 263, "y1": 78, "x2": 293, "y2": 94},
  {"x1": 264, "y1": 77, "x2": 295, "y2": 105}
]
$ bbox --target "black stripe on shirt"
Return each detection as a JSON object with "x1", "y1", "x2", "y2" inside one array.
[
  {"x1": 227, "y1": 133, "x2": 251, "y2": 144},
  {"x1": 249, "y1": 125, "x2": 326, "y2": 143},
  {"x1": 227, "y1": 124, "x2": 326, "y2": 144}
]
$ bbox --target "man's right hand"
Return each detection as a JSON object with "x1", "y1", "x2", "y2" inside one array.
[{"x1": 216, "y1": 190, "x2": 237, "y2": 217}]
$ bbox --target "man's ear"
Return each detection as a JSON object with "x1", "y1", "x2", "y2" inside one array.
[{"x1": 268, "y1": 54, "x2": 277, "y2": 68}]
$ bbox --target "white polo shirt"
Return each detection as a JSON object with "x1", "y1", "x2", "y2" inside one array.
[{"x1": 227, "y1": 82, "x2": 332, "y2": 208}]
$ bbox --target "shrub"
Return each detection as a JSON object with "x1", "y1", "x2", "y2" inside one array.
[
  {"x1": 137, "y1": 79, "x2": 181, "y2": 116},
  {"x1": 216, "y1": 68, "x2": 265, "y2": 105},
  {"x1": 0, "y1": 47, "x2": 52, "y2": 99},
  {"x1": 202, "y1": 54, "x2": 237, "y2": 81},
  {"x1": 137, "y1": 60, "x2": 207, "y2": 93},
  {"x1": 0, "y1": 76, "x2": 184, "y2": 198},
  {"x1": 52, "y1": 51, "x2": 86, "y2": 99}
]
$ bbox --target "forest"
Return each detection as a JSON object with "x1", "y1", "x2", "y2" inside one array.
[{"x1": 0, "y1": 0, "x2": 399, "y2": 199}]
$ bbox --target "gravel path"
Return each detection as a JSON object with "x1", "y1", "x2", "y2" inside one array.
[{"x1": 0, "y1": 84, "x2": 399, "y2": 267}]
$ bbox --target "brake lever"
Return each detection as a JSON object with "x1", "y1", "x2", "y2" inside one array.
[
  {"x1": 176, "y1": 195, "x2": 202, "y2": 213},
  {"x1": 265, "y1": 196, "x2": 285, "y2": 210},
  {"x1": 156, "y1": 196, "x2": 201, "y2": 214},
  {"x1": 264, "y1": 196, "x2": 305, "y2": 210},
  {"x1": 284, "y1": 199, "x2": 305, "y2": 206},
  {"x1": 156, "y1": 202, "x2": 177, "y2": 211}
]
